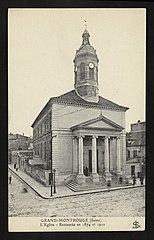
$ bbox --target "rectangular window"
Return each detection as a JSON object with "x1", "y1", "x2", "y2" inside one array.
[
  {"x1": 49, "y1": 111, "x2": 52, "y2": 130},
  {"x1": 127, "y1": 150, "x2": 130, "y2": 159},
  {"x1": 44, "y1": 118, "x2": 46, "y2": 133},
  {"x1": 133, "y1": 150, "x2": 137, "y2": 158},
  {"x1": 44, "y1": 142, "x2": 46, "y2": 159}
]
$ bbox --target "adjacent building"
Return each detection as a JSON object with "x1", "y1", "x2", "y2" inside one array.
[
  {"x1": 126, "y1": 121, "x2": 146, "y2": 178},
  {"x1": 31, "y1": 28, "x2": 129, "y2": 186},
  {"x1": 8, "y1": 133, "x2": 33, "y2": 151},
  {"x1": 8, "y1": 133, "x2": 33, "y2": 163}
]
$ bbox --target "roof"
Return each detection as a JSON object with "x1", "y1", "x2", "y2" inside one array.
[
  {"x1": 31, "y1": 90, "x2": 129, "y2": 127},
  {"x1": 127, "y1": 131, "x2": 146, "y2": 146}
]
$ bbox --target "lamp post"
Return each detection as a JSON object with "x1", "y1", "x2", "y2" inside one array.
[
  {"x1": 50, "y1": 135, "x2": 57, "y2": 197},
  {"x1": 53, "y1": 169, "x2": 56, "y2": 193}
]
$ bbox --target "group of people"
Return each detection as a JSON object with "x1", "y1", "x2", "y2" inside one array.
[{"x1": 132, "y1": 173, "x2": 144, "y2": 185}]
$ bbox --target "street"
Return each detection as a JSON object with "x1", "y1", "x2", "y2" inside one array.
[{"x1": 9, "y1": 174, "x2": 145, "y2": 217}]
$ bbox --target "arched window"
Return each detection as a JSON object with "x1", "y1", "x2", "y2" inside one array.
[
  {"x1": 80, "y1": 63, "x2": 85, "y2": 79},
  {"x1": 89, "y1": 67, "x2": 94, "y2": 80}
]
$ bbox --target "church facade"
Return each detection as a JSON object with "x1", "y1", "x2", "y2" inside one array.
[{"x1": 31, "y1": 29, "x2": 129, "y2": 185}]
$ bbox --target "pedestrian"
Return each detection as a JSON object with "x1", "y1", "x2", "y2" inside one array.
[
  {"x1": 22, "y1": 184, "x2": 28, "y2": 193},
  {"x1": 14, "y1": 163, "x2": 16, "y2": 169},
  {"x1": 85, "y1": 166, "x2": 89, "y2": 176},
  {"x1": 140, "y1": 174, "x2": 144, "y2": 185},
  {"x1": 16, "y1": 166, "x2": 18, "y2": 171},
  {"x1": 9, "y1": 175, "x2": 12, "y2": 184},
  {"x1": 132, "y1": 175, "x2": 136, "y2": 185},
  {"x1": 119, "y1": 176, "x2": 123, "y2": 184},
  {"x1": 125, "y1": 178, "x2": 129, "y2": 186},
  {"x1": 107, "y1": 179, "x2": 111, "y2": 192}
]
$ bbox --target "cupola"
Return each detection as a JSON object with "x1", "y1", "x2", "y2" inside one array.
[{"x1": 73, "y1": 28, "x2": 99, "y2": 103}]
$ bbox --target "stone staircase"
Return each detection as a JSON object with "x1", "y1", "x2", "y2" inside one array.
[
  {"x1": 65, "y1": 178, "x2": 79, "y2": 192},
  {"x1": 65, "y1": 174, "x2": 130, "y2": 192},
  {"x1": 65, "y1": 175, "x2": 107, "y2": 192}
]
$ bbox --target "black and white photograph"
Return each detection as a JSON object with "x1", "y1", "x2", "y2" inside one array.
[{"x1": 8, "y1": 8, "x2": 146, "y2": 231}]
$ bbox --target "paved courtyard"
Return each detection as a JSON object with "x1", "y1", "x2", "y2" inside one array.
[{"x1": 8, "y1": 174, "x2": 145, "y2": 217}]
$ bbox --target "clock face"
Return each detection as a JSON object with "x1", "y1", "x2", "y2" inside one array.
[{"x1": 89, "y1": 62, "x2": 94, "y2": 69}]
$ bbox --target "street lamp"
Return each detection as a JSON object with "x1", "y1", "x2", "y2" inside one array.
[
  {"x1": 50, "y1": 134, "x2": 57, "y2": 197},
  {"x1": 53, "y1": 169, "x2": 56, "y2": 193}
]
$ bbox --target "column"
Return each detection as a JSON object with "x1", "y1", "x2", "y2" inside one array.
[
  {"x1": 112, "y1": 138, "x2": 116, "y2": 172},
  {"x1": 104, "y1": 136, "x2": 111, "y2": 180},
  {"x1": 78, "y1": 136, "x2": 84, "y2": 174},
  {"x1": 77, "y1": 135, "x2": 85, "y2": 183},
  {"x1": 116, "y1": 137, "x2": 121, "y2": 175},
  {"x1": 92, "y1": 136, "x2": 97, "y2": 174},
  {"x1": 72, "y1": 137, "x2": 77, "y2": 174},
  {"x1": 109, "y1": 137, "x2": 114, "y2": 173},
  {"x1": 104, "y1": 136, "x2": 109, "y2": 173},
  {"x1": 92, "y1": 136, "x2": 99, "y2": 182}
]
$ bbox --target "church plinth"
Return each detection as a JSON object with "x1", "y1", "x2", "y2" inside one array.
[
  {"x1": 92, "y1": 173, "x2": 100, "y2": 182},
  {"x1": 77, "y1": 174, "x2": 86, "y2": 183}
]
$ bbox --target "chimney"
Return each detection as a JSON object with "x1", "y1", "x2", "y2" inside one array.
[{"x1": 23, "y1": 133, "x2": 24, "y2": 136}]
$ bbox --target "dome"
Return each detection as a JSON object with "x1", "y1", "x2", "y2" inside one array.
[
  {"x1": 74, "y1": 28, "x2": 99, "y2": 61},
  {"x1": 75, "y1": 44, "x2": 97, "y2": 59}
]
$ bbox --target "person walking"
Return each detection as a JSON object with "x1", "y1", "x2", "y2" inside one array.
[
  {"x1": 107, "y1": 179, "x2": 111, "y2": 192},
  {"x1": 132, "y1": 175, "x2": 136, "y2": 185},
  {"x1": 140, "y1": 173, "x2": 144, "y2": 185},
  {"x1": 9, "y1": 175, "x2": 12, "y2": 184}
]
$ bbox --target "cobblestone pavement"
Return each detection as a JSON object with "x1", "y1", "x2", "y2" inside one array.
[{"x1": 8, "y1": 174, "x2": 145, "y2": 217}]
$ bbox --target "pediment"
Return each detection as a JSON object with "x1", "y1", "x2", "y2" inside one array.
[
  {"x1": 86, "y1": 120, "x2": 116, "y2": 129},
  {"x1": 71, "y1": 114, "x2": 124, "y2": 131}
]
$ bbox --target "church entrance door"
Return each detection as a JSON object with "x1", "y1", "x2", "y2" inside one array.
[
  {"x1": 89, "y1": 150, "x2": 92, "y2": 173},
  {"x1": 97, "y1": 149, "x2": 99, "y2": 173}
]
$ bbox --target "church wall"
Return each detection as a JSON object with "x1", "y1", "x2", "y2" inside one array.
[
  {"x1": 52, "y1": 103, "x2": 125, "y2": 130},
  {"x1": 58, "y1": 132, "x2": 73, "y2": 174}
]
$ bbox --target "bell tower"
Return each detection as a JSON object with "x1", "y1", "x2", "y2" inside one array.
[{"x1": 73, "y1": 28, "x2": 99, "y2": 103}]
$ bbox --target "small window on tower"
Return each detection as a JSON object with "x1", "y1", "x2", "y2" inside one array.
[
  {"x1": 89, "y1": 68, "x2": 94, "y2": 80},
  {"x1": 80, "y1": 63, "x2": 85, "y2": 79}
]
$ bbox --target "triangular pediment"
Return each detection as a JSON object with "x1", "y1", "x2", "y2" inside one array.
[
  {"x1": 87, "y1": 121, "x2": 116, "y2": 129},
  {"x1": 71, "y1": 114, "x2": 124, "y2": 131}
]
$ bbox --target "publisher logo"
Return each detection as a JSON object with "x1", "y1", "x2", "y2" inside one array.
[{"x1": 132, "y1": 221, "x2": 141, "y2": 229}]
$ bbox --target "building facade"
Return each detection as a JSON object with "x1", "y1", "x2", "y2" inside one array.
[
  {"x1": 126, "y1": 121, "x2": 146, "y2": 178},
  {"x1": 8, "y1": 133, "x2": 32, "y2": 151},
  {"x1": 31, "y1": 29, "x2": 129, "y2": 185}
]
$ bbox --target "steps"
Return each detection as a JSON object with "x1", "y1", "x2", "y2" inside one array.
[
  {"x1": 65, "y1": 174, "x2": 131, "y2": 192},
  {"x1": 66, "y1": 175, "x2": 107, "y2": 192},
  {"x1": 65, "y1": 178, "x2": 79, "y2": 192}
]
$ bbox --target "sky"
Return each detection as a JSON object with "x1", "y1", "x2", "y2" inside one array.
[{"x1": 8, "y1": 8, "x2": 146, "y2": 137}]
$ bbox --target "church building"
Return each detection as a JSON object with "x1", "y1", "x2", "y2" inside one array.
[{"x1": 31, "y1": 28, "x2": 129, "y2": 186}]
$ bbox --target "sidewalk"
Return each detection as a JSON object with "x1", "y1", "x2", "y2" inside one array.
[{"x1": 8, "y1": 164, "x2": 145, "y2": 199}]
